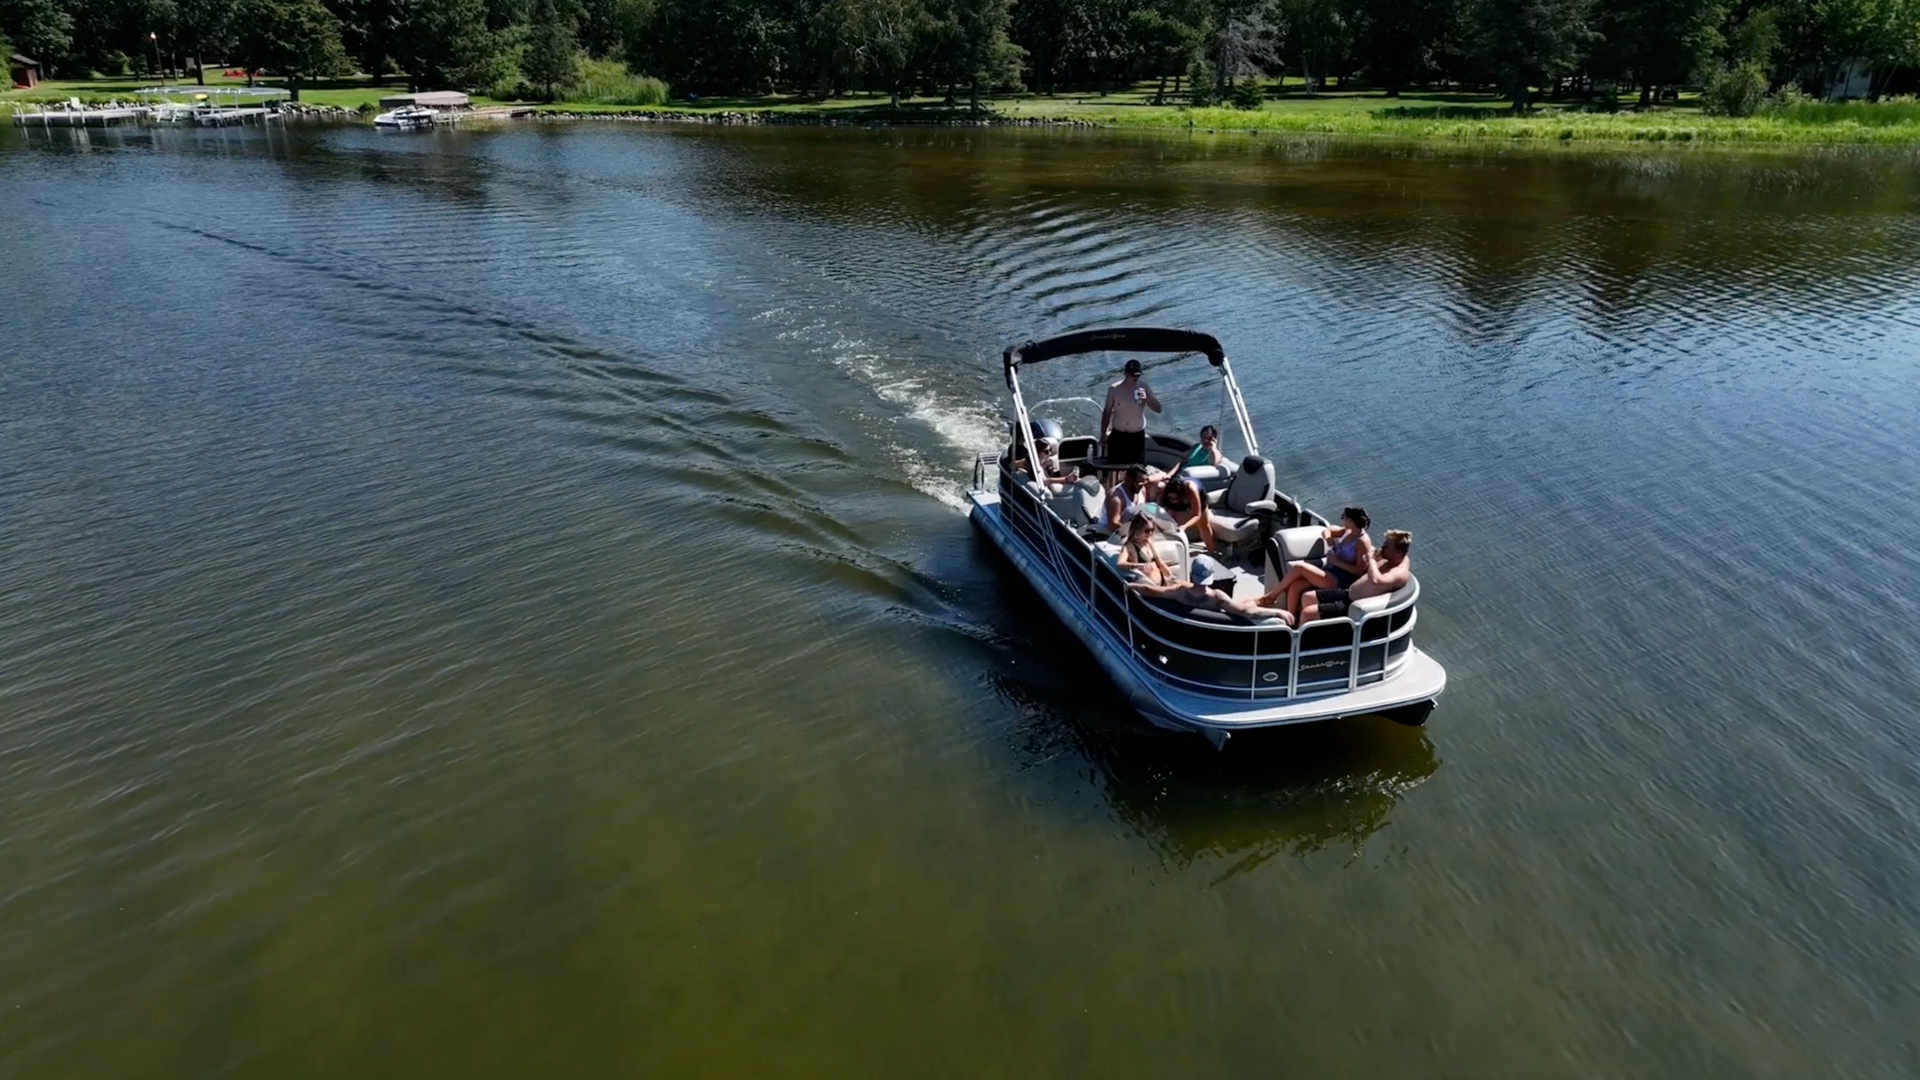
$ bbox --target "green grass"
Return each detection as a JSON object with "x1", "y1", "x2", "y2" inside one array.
[
  {"x1": 988, "y1": 83, "x2": 1920, "y2": 144},
  {"x1": 565, "y1": 59, "x2": 670, "y2": 107},
  {"x1": 14, "y1": 73, "x2": 1920, "y2": 145}
]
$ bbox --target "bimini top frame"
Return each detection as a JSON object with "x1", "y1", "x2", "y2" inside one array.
[{"x1": 1001, "y1": 327, "x2": 1260, "y2": 477}]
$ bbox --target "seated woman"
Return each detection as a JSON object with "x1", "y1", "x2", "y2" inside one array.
[
  {"x1": 1011, "y1": 435, "x2": 1078, "y2": 491},
  {"x1": 1115, "y1": 511, "x2": 1176, "y2": 586},
  {"x1": 1299, "y1": 530, "x2": 1413, "y2": 622},
  {"x1": 1181, "y1": 425, "x2": 1228, "y2": 470},
  {"x1": 1253, "y1": 507, "x2": 1374, "y2": 623},
  {"x1": 1037, "y1": 436, "x2": 1079, "y2": 486},
  {"x1": 1157, "y1": 472, "x2": 1215, "y2": 552},
  {"x1": 1119, "y1": 515, "x2": 1289, "y2": 621}
]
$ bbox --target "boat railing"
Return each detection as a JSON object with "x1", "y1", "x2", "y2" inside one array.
[{"x1": 983, "y1": 458, "x2": 1419, "y2": 702}]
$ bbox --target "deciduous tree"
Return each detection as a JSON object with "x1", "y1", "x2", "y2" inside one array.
[
  {"x1": 233, "y1": 0, "x2": 350, "y2": 98},
  {"x1": 0, "y1": 0, "x2": 75, "y2": 73},
  {"x1": 1468, "y1": 0, "x2": 1593, "y2": 108}
]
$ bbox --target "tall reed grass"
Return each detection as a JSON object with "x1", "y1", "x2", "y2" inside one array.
[
  {"x1": 569, "y1": 59, "x2": 670, "y2": 107},
  {"x1": 1771, "y1": 96, "x2": 1920, "y2": 126}
]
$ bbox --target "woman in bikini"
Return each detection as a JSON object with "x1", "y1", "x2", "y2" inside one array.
[
  {"x1": 1115, "y1": 513, "x2": 1175, "y2": 585},
  {"x1": 1157, "y1": 472, "x2": 1215, "y2": 552},
  {"x1": 1120, "y1": 514, "x2": 1291, "y2": 621},
  {"x1": 1254, "y1": 506, "x2": 1374, "y2": 624}
]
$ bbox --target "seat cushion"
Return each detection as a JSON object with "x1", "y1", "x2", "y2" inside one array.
[
  {"x1": 1211, "y1": 514, "x2": 1264, "y2": 543},
  {"x1": 1272, "y1": 526, "x2": 1327, "y2": 564},
  {"x1": 1220, "y1": 455, "x2": 1275, "y2": 514},
  {"x1": 1045, "y1": 476, "x2": 1104, "y2": 527},
  {"x1": 1347, "y1": 579, "x2": 1417, "y2": 620}
]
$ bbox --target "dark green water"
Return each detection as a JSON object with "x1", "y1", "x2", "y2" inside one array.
[{"x1": 3, "y1": 122, "x2": 1919, "y2": 1078}]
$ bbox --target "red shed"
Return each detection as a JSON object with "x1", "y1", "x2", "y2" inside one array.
[{"x1": 9, "y1": 54, "x2": 41, "y2": 89}]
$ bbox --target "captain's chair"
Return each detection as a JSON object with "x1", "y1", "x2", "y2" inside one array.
[{"x1": 1207, "y1": 455, "x2": 1278, "y2": 549}]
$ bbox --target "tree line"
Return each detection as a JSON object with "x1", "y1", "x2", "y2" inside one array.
[{"x1": 5, "y1": 0, "x2": 1918, "y2": 108}]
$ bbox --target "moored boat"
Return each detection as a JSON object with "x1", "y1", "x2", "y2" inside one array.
[
  {"x1": 966, "y1": 327, "x2": 1446, "y2": 748},
  {"x1": 373, "y1": 105, "x2": 437, "y2": 129}
]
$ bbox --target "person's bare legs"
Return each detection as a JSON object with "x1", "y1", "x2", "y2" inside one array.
[
  {"x1": 1297, "y1": 591, "x2": 1324, "y2": 623},
  {"x1": 1224, "y1": 596, "x2": 1292, "y2": 625},
  {"x1": 1258, "y1": 562, "x2": 1332, "y2": 609}
]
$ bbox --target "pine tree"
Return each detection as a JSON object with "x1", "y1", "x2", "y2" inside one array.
[{"x1": 523, "y1": 0, "x2": 580, "y2": 99}]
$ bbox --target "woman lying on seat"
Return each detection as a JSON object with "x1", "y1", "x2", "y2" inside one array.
[{"x1": 1118, "y1": 515, "x2": 1289, "y2": 621}]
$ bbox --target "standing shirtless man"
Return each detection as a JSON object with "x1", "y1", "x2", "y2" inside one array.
[{"x1": 1100, "y1": 358, "x2": 1162, "y2": 465}]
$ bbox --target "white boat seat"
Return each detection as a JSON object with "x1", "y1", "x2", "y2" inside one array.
[
  {"x1": 1045, "y1": 476, "x2": 1105, "y2": 528},
  {"x1": 1271, "y1": 525, "x2": 1328, "y2": 564},
  {"x1": 1206, "y1": 455, "x2": 1278, "y2": 546},
  {"x1": 1347, "y1": 579, "x2": 1417, "y2": 620}
]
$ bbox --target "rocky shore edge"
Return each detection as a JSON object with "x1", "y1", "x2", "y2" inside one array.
[
  {"x1": 278, "y1": 103, "x2": 1100, "y2": 127},
  {"x1": 525, "y1": 109, "x2": 1103, "y2": 128}
]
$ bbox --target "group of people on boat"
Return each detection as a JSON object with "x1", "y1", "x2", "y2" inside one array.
[
  {"x1": 1118, "y1": 506, "x2": 1413, "y2": 627},
  {"x1": 1006, "y1": 355, "x2": 1413, "y2": 622},
  {"x1": 1009, "y1": 358, "x2": 1415, "y2": 626}
]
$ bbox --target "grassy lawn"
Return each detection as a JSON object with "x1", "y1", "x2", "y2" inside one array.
[
  {"x1": 542, "y1": 80, "x2": 1920, "y2": 144},
  {"x1": 13, "y1": 74, "x2": 1920, "y2": 145}
]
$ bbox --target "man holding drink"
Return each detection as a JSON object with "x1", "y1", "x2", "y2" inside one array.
[{"x1": 1100, "y1": 358, "x2": 1162, "y2": 465}]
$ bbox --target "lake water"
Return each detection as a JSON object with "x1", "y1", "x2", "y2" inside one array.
[{"x1": 4, "y1": 121, "x2": 1919, "y2": 1078}]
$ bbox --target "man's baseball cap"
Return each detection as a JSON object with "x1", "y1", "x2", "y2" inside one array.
[{"x1": 1123, "y1": 359, "x2": 1143, "y2": 376}]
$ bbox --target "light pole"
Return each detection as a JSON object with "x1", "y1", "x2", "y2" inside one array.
[{"x1": 149, "y1": 32, "x2": 161, "y2": 79}]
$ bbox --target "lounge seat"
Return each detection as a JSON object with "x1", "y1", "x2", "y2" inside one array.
[
  {"x1": 1263, "y1": 526, "x2": 1328, "y2": 583},
  {"x1": 1206, "y1": 455, "x2": 1278, "y2": 548},
  {"x1": 1045, "y1": 476, "x2": 1105, "y2": 528}
]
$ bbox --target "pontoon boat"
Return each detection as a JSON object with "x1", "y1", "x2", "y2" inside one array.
[{"x1": 966, "y1": 328, "x2": 1446, "y2": 748}]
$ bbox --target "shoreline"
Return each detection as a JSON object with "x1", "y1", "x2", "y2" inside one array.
[
  {"x1": 15, "y1": 91, "x2": 1920, "y2": 148},
  {"x1": 508, "y1": 105, "x2": 1920, "y2": 149}
]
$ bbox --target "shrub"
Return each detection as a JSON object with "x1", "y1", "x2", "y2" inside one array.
[
  {"x1": 479, "y1": 67, "x2": 526, "y2": 101},
  {"x1": 1769, "y1": 83, "x2": 1812, "y2": 112},
  {"x1": 1229, "y1": 77, "x2": 1263, "y2": 110},
  {"x1": 569, "y1": 58, "x2": 670, "y2": 106},
  {"x1": 1703, "y1": 63, "x2": 1768, "y2": 117},
  {"x1": 1186, "y1": 57, "x2": 1216, "y2": 106}
]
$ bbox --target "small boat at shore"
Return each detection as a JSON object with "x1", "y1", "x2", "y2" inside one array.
[
  {"x1": 373, "y1": 105, "x2": 437, "y2": 130},
  {"x1": 966, "y1": 327, "x2": 1445, "y2": 748}
]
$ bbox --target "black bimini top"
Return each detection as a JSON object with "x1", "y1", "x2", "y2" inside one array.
[{"x1": 1003, "y1": 327, "x2": 1225, "y2": 389}]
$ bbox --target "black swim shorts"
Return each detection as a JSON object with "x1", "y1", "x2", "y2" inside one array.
[
  {"x1": 1106, "y1": 429, "x2": 1146, "y2": 464},
  {"x1": 1313, "y1": 587, "x2": 1351, "y2": 619}
]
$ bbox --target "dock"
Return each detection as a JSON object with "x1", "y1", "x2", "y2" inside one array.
[{"x1": 11, "y1": 101, "x2": 150, "y2": 127}]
